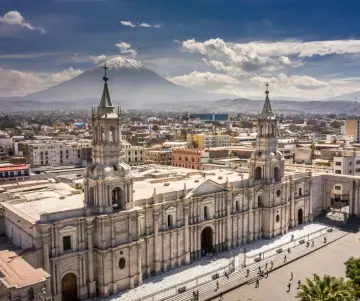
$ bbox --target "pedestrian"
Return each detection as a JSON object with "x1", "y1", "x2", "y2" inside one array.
[
  {"x1": 284, "y1": 255, "x2": 287, "y2": 263},
  {"x1": 258, "y1": 266, "x2": 261, "y2": 274},
  {"x1": 246, "y1": 268, "x2": 250, "y2": 277},
  {"x1": 271, "y1": 260, "x2": 273, "y2": 269},
  {"x1": 255, "y1": 278, "x2": 259, "y2": 288},
  {"x1": 219, "y1": 292, "x2": 224, "y2": 301},
  {"x1": 324, "y1": 237, "x2": 327, "y2": 243},
  {"x1": 291, "y1": 234, "x2": 294, "y2": 241},
  {"x1": 287, "y1": 283, "x2": 291, "y2": 292},
  {"x1": 265, "y1": 270, "x2": 268, "y2": 278},
  {"x1": 312, "y1": 240, "x2": 314, "y2": 247},
  {"x1": 290, "y1": 272, "x2": 293, "y2": 281},
  {"x1": 215, "y1": 281, "x2": 219, "y2": 291},
  {"x1": 288, "y1": 248, "x2": 291, "y2": 254},
  {"x1": 265, "y1": 262, "x2": 268, "y2": 269},
  {"x1": 297, "y1": 280, "x2": 301, "y2": 289},
  {"x1": 197, "y1": 290, "x2": 199, "y2": 301},
  {"x1": 193, "y1": 291, "x2": 196, "y2": 301}
]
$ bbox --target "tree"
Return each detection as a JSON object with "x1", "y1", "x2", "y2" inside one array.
[
  {"x1": 345, "y1": 257, "x2": 360, "y2": 297},
  {"x1": 296, "y1": 274, "x2": 355, "y2": 301}
]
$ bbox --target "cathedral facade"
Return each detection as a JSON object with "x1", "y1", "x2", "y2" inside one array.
[{"x1": 2, "y1": 71, "x2": 359, "y2": 301}]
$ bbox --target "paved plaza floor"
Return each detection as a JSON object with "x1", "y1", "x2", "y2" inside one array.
[{"x1": 221, "y1": 231, "x2": 358, "y2": 301}]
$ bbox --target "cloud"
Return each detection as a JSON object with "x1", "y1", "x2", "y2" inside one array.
[
  {"x1": 120, "y1": 21, "x2": 136, "y2": 28},
  {"x1": 168, "y1": 71, "x2": 239, "y2": 90},
  {"x1": 90, "y1": 54, "x2": 107, "y2": 64},
  {"x1": 0, "y1": 67, "x2": 82, "y2": 96},
  {"x1": 120, "y1": 20, "x2": 161, "y2": 28},
  {"x1": 0, "y1": 11, "x2": 46, "y2": 34},
  {"x1": 115, "y1": 42, "x2": 137, "y2": 57}
]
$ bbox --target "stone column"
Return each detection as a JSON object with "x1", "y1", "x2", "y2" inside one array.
[
  {"x1": 237, "y1": 215, "x2": 240, "y2": 246},
  {"x1": 137, "y1": 243, "x2": 143, "y2": 286},
  {"x1": 247, "y1": 192, "x2": 254, "y2": 242},
  {"x1": 290, "y1": 183, "x2": 295, "y2": 227},
  {"x1": 42, "y1": 234, "x2": 51, "y2": 294},
  {"x1": 308, "y1": 179, "x2": 313, "y2": 221},
  {"x1": 355, "y1": 182, "x2": 359, "y2": 216},
  {"x1": 153, "y1": 211, "x2": 161, "y2": 274},
  {"x1": 86, "y1": 220, "x2": 96, "y2": 297},
  {"x1": 184, "y1": 205, "x2": 190, "y2": 263},
  {"x1": 226, "y1": 192, "x2": 231, "y2": 250}
]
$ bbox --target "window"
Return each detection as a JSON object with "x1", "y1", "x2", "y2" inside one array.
[
  {"x1": 204, "y1": 206, "x2": 209, "y2": 219},
  {"x1": 356, "y1": 160, "x2": 360, "y2": 165},
  {"x1": 235, "y1": 201, "x2": 239, "y2": 211},
  {"x1": 299, "y1": 188, "x2": 302, "y2": 196},
  {"x1": 119, "y1": 258, "x2": 126, "y2": 269},
  {"x1": 356, "y1": 168, "x2": 360, "y2": 172},
  {"x1": 335, "y1": 170, "x2": 341, "y2": 174},
  {"x1": 28, "y1": 288, "x2": 34, "y2": 301},
  {"x1": 334, "y1": 185, "x2": 341, "y2": 190},
  {"x1": 63, "y1": 235, "x2": 72, "y2": 251},
  {"x1": 276, "y1": 190, "x2": 281, "y2": 197},
  {"x1": 276, "y1": 215, "x2": 280, "y2": 223},
  {"x1": 349, "y1": 161, "x2": 353, "y2": 166},
  {"x1": 335, "y1": 162, "x2": 341, "y2": 166},
  {"x1": 167, "y1": 214, "x2": 173, "y2": 228}
]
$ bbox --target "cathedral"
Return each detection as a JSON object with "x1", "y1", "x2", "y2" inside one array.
[{"x1": 2, "y1": 70, "x2": 360, "y2": 301}]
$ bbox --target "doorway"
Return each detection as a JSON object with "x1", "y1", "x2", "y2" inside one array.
[
  {"x1": 201, "y1": 227, "x2": 213, "y2": 256},
  {"x1": 61, "y1": 273, "x2": 78, "y2": 301},
  {"x1": 298, "y1": 208, "x2": 304, "y2": 225}
]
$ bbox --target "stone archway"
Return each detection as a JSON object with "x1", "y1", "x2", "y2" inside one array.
[
  {"x1": 201, "y1": 227, "x2": 213, "y2": 256},
  {"x1": 112, "y1": 187, "x2": 123, "y2": 210},
  {"x1": 274, "y1": 166, "x2": 280, "y2": 182},
  {"x1": 61, "y1": 273, "x2": 78, "y2": 301},
  {"x1": 298, "y1": 208, "x2": 304, "y2": 225}
]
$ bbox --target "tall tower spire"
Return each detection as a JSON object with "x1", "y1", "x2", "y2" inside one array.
[
  {"x1": 249, "y1": 83, "x2": 284, "y2": 185},
  {"x1": 261, "y1": 83, "x2": 274, "y2": 117},
  {"x1": 84, "y1": 66, "x2": 133, "y2": 213}
]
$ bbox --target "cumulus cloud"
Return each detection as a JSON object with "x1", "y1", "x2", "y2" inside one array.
[
  {"x1": 120, "y1": 20, "x2": 161, "y2": 28},
  {"x1": 0, "y1": 67, "x2": 82, "y2": 96},
  {"x1": 115, "y1": 42, "x2": 137, "y2": 57},
  {"x1": 169, "y1": 71, "x2": 239, "y2": 90},
  {"x1": 0, "y1": 11, "x2": 46, "y2": 34},
  {"x1": 90, "y1": 54, "x2": 107, "y2": 64}
]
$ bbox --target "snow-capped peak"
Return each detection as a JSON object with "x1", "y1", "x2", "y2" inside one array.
[{"x1": 101, "y1": 56, "x2": 143, "y2": 70}]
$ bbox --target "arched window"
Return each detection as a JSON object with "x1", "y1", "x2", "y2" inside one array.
[
  {"x1": 276, "y1": 215, "x2": 280, "y2": 223},
  {"x1": 112, "y1": 187, "x2": 123, "y2": 210},
  {"x1": 88, "y1": 186, "x2": 95, "y2": 207},
  {"x1": 167, "y1": 214, "x2": 173, "y2": 228},
  {"x1": 274, "y1": 166, "x2": 280, "y2": 182},
  {"x1": 255, "y1": 166, "x2": 262, "y2": 180},
  {"x1": 109, "y1": 126, "x2": 116, "y2": 143},
  {"x1": 299, "y1": 188, "x2": 302, "y2": 196},
  {"x1": 235, "y1": 201, "x2": 239, "y2": 212},
  {"x1": 119, "y1": 258, "x2": 126, "y2": 269}
]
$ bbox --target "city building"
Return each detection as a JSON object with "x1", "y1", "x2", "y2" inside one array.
[
  {"x1": 344, "y1": 120, "x2": 360, "y2": 143},
  {"x1": 187, "y1": 133, "x2": 230, "y2": 149},
  {"x1": 145, "y1": 149, "x2": 171, "y2": 165},
  {"x1": 333, "y1": 154, "x2": 360, "y2": 175},
  {"x1": 122, "y1": 141, "x2": 145, "y2": 166},
  {"x1": 2, "y1": 78, "x2": 360, "y2": 301},
  {"x1": 0, "y1": 163, "x2": 30, "y2": 182},
  {"x1": 172, "y1": 148, "x2": 208, "y2": 169}
]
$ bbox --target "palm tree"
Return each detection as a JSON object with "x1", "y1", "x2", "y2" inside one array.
[{"x1": 296, "y1": 274, "x2": 355, "y2": 301}]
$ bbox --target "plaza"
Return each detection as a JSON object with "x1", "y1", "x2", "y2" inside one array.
[{"x1": 220, "y1": 229, "x2": 357, "y2": 301}]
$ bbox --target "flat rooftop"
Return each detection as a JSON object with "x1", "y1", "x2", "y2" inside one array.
[{"x1": 0, "y1": 250, "x2": 49, "y2": 289}]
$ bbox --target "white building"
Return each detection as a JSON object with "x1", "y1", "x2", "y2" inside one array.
[
  {"x1": 121, "y1": 141, "x2": 144, "y2": 166},
  {"x1": 333, "y1": 155, "x2": 360, "y2": 176},
  {"x1": 28, "y1": 140, "x2": 91, "y2": 167}
]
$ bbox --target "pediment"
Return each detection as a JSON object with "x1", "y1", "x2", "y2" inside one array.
[
  {"x1": 256, "y1": 189, "x2": 264, "y2": 195},
  {"x1": 187, "y1": 179, "x2": 225, "y2": 198},
  {"x1": 59, "y1": 225, "x2": 77, "y2": 233},
  {"x1": 166, "y1": 206, "x2": 176, "y2": 213},
  {"x1": 201, "y1": 197, "x2": 214, "y2": 204},
  {"x1": 234, "y1": 193, "x2": 243, "y2": 201}
]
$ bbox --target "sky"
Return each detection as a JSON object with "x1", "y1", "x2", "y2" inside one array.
[{"x1": 2, "y1": 0, "x2": 360, "y2": 99}]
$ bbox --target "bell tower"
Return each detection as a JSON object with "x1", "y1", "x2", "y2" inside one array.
[
  {"x1": 84, "y1": 66, "x2": 133, "y2": 214},
  {"x1": 250, "y1": 84, "x2": 285, "y2": 185}
]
